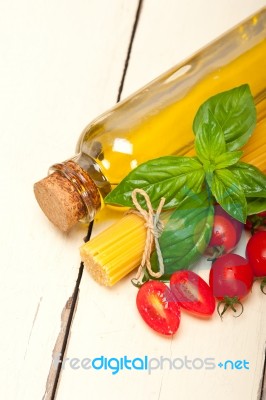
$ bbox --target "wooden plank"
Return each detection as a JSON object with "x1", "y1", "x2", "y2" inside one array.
[
  {"x1": 55, "y1": 1, "x2": 266, "y2": 400},
  {"x1": 122, "y1": 0, "x2": 266, "y2": 97},
  {"x1": 0, "y1": 1, "x2": 139, "y2": 399}
]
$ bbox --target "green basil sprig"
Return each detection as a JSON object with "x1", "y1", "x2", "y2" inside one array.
[
  {"x1": 106, "y1": 84, "x2": 264, "y2": 221},
  {"x1": 193, "y1": 84, "x2": 258, "y2": 222},
  {"x1": 229, "y1": 162, "x2": 266, "y2": 197},
  {"x1": 150, "y1": 192, "x2": 213, "y2": 279},
  {"x1": 105, "y1": 156, "x2": 205, "y2": 210},
  {"x1": 194, "y1": 109, "x2": 227, "y2": 164},
  {"x1": 104, "y1": 84, "x2": 266, "y2": 277},
  {"x1": 193, "y1": 84, "x2": 256, "y2": 151},
  {"x1": 246, "y1": 197, "x2": 266, "y2": 215},
  {"x1": 214, "y1": 151, "x2": 243, "y2": 169},
  {"x1": 210, "y1": 169, "x2": 247, "y2": 223}
]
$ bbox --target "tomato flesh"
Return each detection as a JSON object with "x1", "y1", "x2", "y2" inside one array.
[
  {"x1": 246, "y1": 231, "x2": 266, "y2": 277},
  {"x1": 136, "y1": 280, "x2": 181, "y2": 336},
  {"x1": 209, "y1": 254, "x2": 253, "y2": 300},
  {"x1": 170, "y1": 271, "x2": 215, "y2": 316}
]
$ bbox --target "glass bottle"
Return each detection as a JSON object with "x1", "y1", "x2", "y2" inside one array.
[{"x1": 34, "y1": 8, "x2": 266, "y2": 232}]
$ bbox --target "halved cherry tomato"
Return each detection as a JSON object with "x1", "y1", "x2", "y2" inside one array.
[
  {"x1": 205, "y1": 205, "x2": 243, "y2": 258},
  {"x1": 170, "y1": 270, "x2": 215, "y2": 316},
  {"x1": 136, "y1": 280, "x2": 181, "y2": 336},
  {"x1": 209, "y1": 253, "x2": 253, "y2": 317}
]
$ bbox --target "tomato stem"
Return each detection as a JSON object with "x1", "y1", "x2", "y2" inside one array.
[
  {"x1": 248, "y1": 213, "x2": 266, "y2": 235},
  {"x1": 260, "y1": 278, "x2": 266, "y2": 294},
  {"x1": 207, "y1": 246, "x2": 225, "y2": 261},
  {"x1": 131, "y1": 269, "x2": 150, "y2": 288},
  {"x1": 217, "y1": 296, "x2": 244, "y2": 319}
]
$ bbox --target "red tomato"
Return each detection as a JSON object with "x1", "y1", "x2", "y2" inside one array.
[
  {"x1": 170, "y1": 271, "x2": 215, "y2": 316},
  {"x1": 136, "y1": 280, "x2": 181, "y2": 336},
  {"x1": 206, "y1": 205, "x2": 243, "y2": 258},
  {"x1": 209, "y1": 254, "x2": 253, "y2": 317},
  {"x1": 245, "y1": 211, "x2": 266, "y2": 233},
  {"x1": 246, "y1": 231, "x2": 266, "y2": 277}
]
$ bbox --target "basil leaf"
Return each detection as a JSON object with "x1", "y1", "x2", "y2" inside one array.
[
  {"x1": 215, "y1": 151, "x2": 243, "y2": 169},
  {"x1": 211, "y1": 169, "x2": 247, "y2": 222},
  {"x1": 105, "y1": 156, "x2": 205, "y2": 209},
  {"x1": 193, "y1": 84, "x2": 256, "y2": 151},
  {"x1": 150, "y1": 192, "x2": 214, "y2": 279},
  {"x1": 229, "y1": 162, "x2": 266, "y2": 198},
  {"x1": 246, "y1": 197, "x2": 266, "y2": 215},
  {"x1": 194, "y1": 109, "x2": 226, "y2": 163}
]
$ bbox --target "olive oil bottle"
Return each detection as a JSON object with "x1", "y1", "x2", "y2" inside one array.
[{"x1": 34, "y1": 8, "x2": 266, "y2": 232}]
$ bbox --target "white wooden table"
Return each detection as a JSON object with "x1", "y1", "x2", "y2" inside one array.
[{"x1": 1, "y1": 1, "x2": 266, "y2": 399}]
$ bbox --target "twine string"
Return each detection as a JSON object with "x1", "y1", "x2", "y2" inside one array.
[{"x1": 130, "y1": 188, "x2": 165, "y2": 282}]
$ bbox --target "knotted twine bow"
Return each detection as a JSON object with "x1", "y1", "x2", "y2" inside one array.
[{"x1": 129, "y1": 188, "x2": 166, "y2": 284}]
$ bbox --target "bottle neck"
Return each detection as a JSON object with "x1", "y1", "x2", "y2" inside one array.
[
  {"x1": 71, "y1": 152, "x2": 112, "y2": 198},
  {"x1": 49, "y1": 157, "x2": 102, "y2": 223}
]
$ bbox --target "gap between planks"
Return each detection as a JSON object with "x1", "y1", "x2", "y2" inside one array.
[
  {"x1": 41, "y1": 1, "x2": 266, "y2": 398},
  {"x1": 42, "y1": 1, "x2": 144, "y2": 398},
  {"x1": 259, "y1": 344, "x2": 266, "y2": 400}
]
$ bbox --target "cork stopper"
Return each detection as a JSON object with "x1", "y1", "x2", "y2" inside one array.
[
  {"x1": 34, "y1": 161, "x2": 101, "y2": 232},
  {"x1": 34, "y1": 171, "x2": 86, "y2": 232}
]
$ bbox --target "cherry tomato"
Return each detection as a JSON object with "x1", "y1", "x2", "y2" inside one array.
[
  {"x1": 170, "y1": 271, "x2": 215, "y2": 316},
  {"x1": 246, "y1": 231, "x2": 266, "y2": 292},
  {"x1": 206, "y1": 205, "x2": 243, "y2": 258},
  {"x1": 209, "y1": 253, "x2": 253, "y2": 317},
  {"x1": 245, "y1": 211, "x2": 266, "y2": 234},
  {"x1": 136, "y1": 280, "x2": 181, "y2": 336}
]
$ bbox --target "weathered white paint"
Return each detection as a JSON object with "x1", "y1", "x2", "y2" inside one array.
[
  {"x1": 56, "y1": 1, "x2": 266, "y2": 399},
  {"x1": 0, "y1": 1, "x2": 138, "y2": 399},
  {"x1": 1, "y1": 0, "x2": 265, "y2": 399}
]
